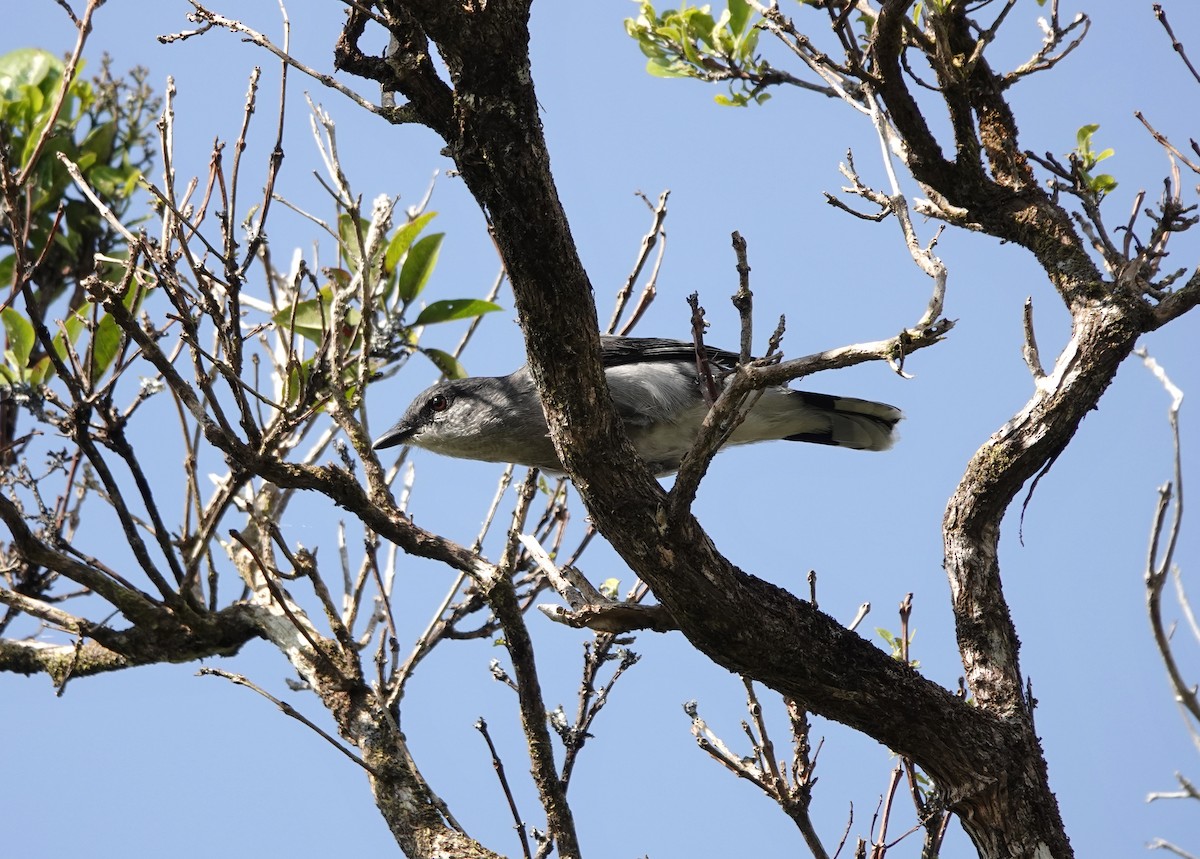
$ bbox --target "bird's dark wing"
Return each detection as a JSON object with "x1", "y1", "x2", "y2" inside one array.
[{"x1": 598, "y1": 336, "x2": 740, "y2": 371}]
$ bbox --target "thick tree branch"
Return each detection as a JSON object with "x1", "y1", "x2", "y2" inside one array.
[
  {"x1": 0, "y1": 598, "x2": 261, "y2": 681},
  {"x1": 365, "y1": 5, "x2": 1053, "y2": 853},
  {"x1": 872, "y1": 1, "x2": 1104, "y2": 308}
]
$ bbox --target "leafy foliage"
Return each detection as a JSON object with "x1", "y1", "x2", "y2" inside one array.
[
  {"x1": 625, "y1": 1, "x2": 773, "y2": 107},
  {"x1": 271, "y1": 210, "x2": 500, "y2": 396},
  {"x1": 1073, "y1": 123, "x2": 1118, "y2": 197},
  {"x1": 0, "y1": 48, "x2": 158, "y2": 387}
]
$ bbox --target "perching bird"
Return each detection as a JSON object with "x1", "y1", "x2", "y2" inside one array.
[{"x1": 372, "y1": 336, "x2": 901, "y2": 476}]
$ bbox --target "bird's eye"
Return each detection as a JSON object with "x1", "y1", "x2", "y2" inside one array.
[{"x1": 428, "y1": 393, "x2": 449, "y2": 413}]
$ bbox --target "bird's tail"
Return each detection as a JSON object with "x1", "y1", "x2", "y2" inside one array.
[{"x1": 780, "y1": 391, "x2": 902, "y2": 451}]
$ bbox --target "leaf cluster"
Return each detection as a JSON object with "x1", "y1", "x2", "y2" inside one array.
[
  {"x1": 270, "y1": 209, "x2": 500, "y2": 404},
  {"x1": 1072, "y1": 123, "x2": 1118, "y2": 197},
  {"x1": 626, "y1": 1, "x2": 773, "y2": 107},
  {"x1": 0, "y1": 48, "x2": 159, "y2": 387}
]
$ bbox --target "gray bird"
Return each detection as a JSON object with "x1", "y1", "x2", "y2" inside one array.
[{"x1": 372, "y1": 336, "x2": 902, "y2": 476}]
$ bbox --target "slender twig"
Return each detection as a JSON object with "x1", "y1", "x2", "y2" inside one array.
[
  {"x1": 15, "y1": 0, "x2": 103, "y2": 188},
  {"x1": 199, "y1": 667, "x2": 380, "y2": 777},
  {"x1": 1135, "y1": 111, "x2": 1200, "y2": 176},
  {"x1": 1021, "y1": 297, "x2": 1046, "y2": 383},
  {"x1": 1137, "y1": 350, "x2": 1196, "y2": 724},
  {"x1": 487, "y1": 471, "x2": 582, "y2": 858},
  {"x1": 164, "y1": 2, "x2": 385, "y2": 116},
  {"x1": 871, "y1": 765, "x2": 904, "y2": 859},
  {"x1": 731, "y1": 231, "x2": 753, "y2": 365},
  {"x1": 55, "y1": 154, "x2": 138, "y2": 245},
  {"x1": 608, "y1": 190, "x2": 668, "y2": 334},
  {"x1": 847, "y1": 602, "x2": 871, "y2": 632},
  {"x1": 476, "y1": 717, "x2": 533, "y2": 859},
  {"x1": 1155, "y1": 3, "x2": 1200, "y2": 86},
  {"x1": 229, "y1": 528, "x2": 348, "y2": 683}
]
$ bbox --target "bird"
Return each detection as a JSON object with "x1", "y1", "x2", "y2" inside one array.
[{"x1": 372, "y1": 336, "x2": 902, "y2": 476}]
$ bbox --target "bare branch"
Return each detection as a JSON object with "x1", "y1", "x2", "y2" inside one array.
[
  {"x1": 475, "y1": 717, "x2": 532, "y2": 859},
  {"x1": 162, "y1": 2, "x2": 386, "y2": 117},
  {"x1": 608, "y1": 190, "x2": 668, "y2": 335},
  {"x1": 199, "y1": 667, "x2": 380, "y2": 777}
]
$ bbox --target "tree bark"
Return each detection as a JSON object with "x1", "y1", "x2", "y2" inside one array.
[
  {"x1": 333, "y1": 2, "x2": 1200, "y2": 855},
  {"x1": 331, "y1": 4, "x2": 1077, "y2": 856}
]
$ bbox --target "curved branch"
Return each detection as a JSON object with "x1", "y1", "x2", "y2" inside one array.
[
  {"x1": 872, "y1": 2, "x2": 1104, "y2": 307},
  {"x1": 376, "y1": 0, "x2": 1036, "y2": 831}
]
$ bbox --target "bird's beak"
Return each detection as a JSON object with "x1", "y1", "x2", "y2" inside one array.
[{"x1": 372, "y1": 421, "x2": 416, "y2": 451}]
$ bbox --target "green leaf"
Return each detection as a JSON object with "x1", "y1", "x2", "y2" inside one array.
[
  {"x1": 423, "y1": 348, "x2": 468, "y2": 380},
  {"x1": 740, "y1": 27, "x2": 761, "y2": 59},
  {"x1": 396, "y1": 233, "x2": 444, "y2": 301},
  {"x1": 46, "y1": 298, "x2": 88, "y2": 371},
  {"x1": 0, "y1": 48, "x2": 62, "y2": 104},
  {"x1": 413, "y1": 299, "x2": 502, "y2": 326},
  {"x1": 26, "y1": 355, "x2": 51, "y2": 386},
  {"x1": 384, "y1": 211, "x2": 438, "y2": 274},
  {"x1": 27, "y1": 302, "x2": 87, "y2": 386},
  {"x1": 727, "y1": 0, "x2": 752, "y2": 37},
  {"x1": 81, "y1": 120, "x2": 118, "y2": 162},
  {"x1": 273, "y1": 289, "x2": 332, "y2": 345},
  {"x1": 89, "y1": 312, "x2": 123, "y2": 383},
  {"x1": 0, "y1": 255, "x2": 15, "y2": 289},
  {"x1": 338, "y1": 213, "x2": 370, "y2": 273},
  {"x1": 327, "y1": 268, "x2": 352, "y2": 290},
  {"x1": 646, "y1": 58, "x2": 691, "y2": 78},
  {"x1": 1, "y1": 307, "x2": 36, "y2": 371},
  {"x1": 1076, "y1": 123, "x2": 1099, "y2": 150},
  {"x1": 87, "y1": 165, "x2": 134, "y2": 199},
  {"x1": 598, "y1": 578, "x2": 621, "y2": 600},
  {"x1": 89, "y1": 284, "x2": 146, "y2": 384},
  {"x1": 281, "y1": 357, "x2": 315, "y2": 406},
  {"x1": 715, "y1": 91, "x2": 749, "y2": 107},
  {"x1": 1088, "y1": 173, "x2": 1118, "y2": 195}
]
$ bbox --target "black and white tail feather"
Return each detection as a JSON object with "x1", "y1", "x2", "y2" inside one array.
[{"x1": 374, "y1": 336, "x2": 902, "y2": 476}]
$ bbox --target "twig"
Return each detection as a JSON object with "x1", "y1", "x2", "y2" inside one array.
[
  {"x1": 521, "y1": 534, "x2": 604, "y2": 606},
  {"x1": 559, "y1": 638, "x2": 640, "y2": 788},
  {"x1": 198, "y1": 667, "x2": 380, "y2": 777},
  {"x1": 893, "y1": 593, "x2": 910, "y2": 664},
  {"x1": 687, "y1": 293, "x2": 718, "y2": 405},
  {"x1": 475, "y1": 717, "x2": 532, "y2": 859},
  {"x1": 847, "y1": 602, "x2": 871, "y2": 632},
  {"x1": 486, "y1": 474, "x2": 582, "y2": 858},
  {"x1": 55, "y1": 153, "x2": 139, "y2": 245},
  {"x1": 164, "y1": 2, "x2": 385, "y2": 117},
  {"x1": 1148, "y1": 839, "x2": 1200, "y2": 859},
  {"x1": 1135, "y1": 111, "x2": 1200, "y2": 176},
  {"x1": 229, "y1": 528, "x2": 348, "y2": 684},
  {"x1": 1137, "y1": 349, "x2": 1196, "y2": 724},
  {"x1": 1155, "y1": 4, "x2": 1200, "y2": 87},
  {"x1": 608, "y1": 190, "x2": 668, "y2": 335},
  {"x1": 871, "y1": 765, "x2": 904, "y2": 859},
  {"x1": 685, "y1": 695, "x2": 830, "y2": 858},
  {"x1": 16, "y1": 0, "x2": 103, "y2": 188},
  {"x1": 731, "y1": 231, "x2": 753, "y2": 364},
  {"x1": 1021, "y1": 297, "x2": 1046, "y2": 384}
]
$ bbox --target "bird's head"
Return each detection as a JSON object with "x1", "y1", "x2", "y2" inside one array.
[{"x1": 372, "y1": 378, "x2": 524, "y2": 462}]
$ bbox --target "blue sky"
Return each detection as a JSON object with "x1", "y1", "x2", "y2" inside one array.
[{"x1": 3, "y1": 2, "x2": 1199, "y2": 857}]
